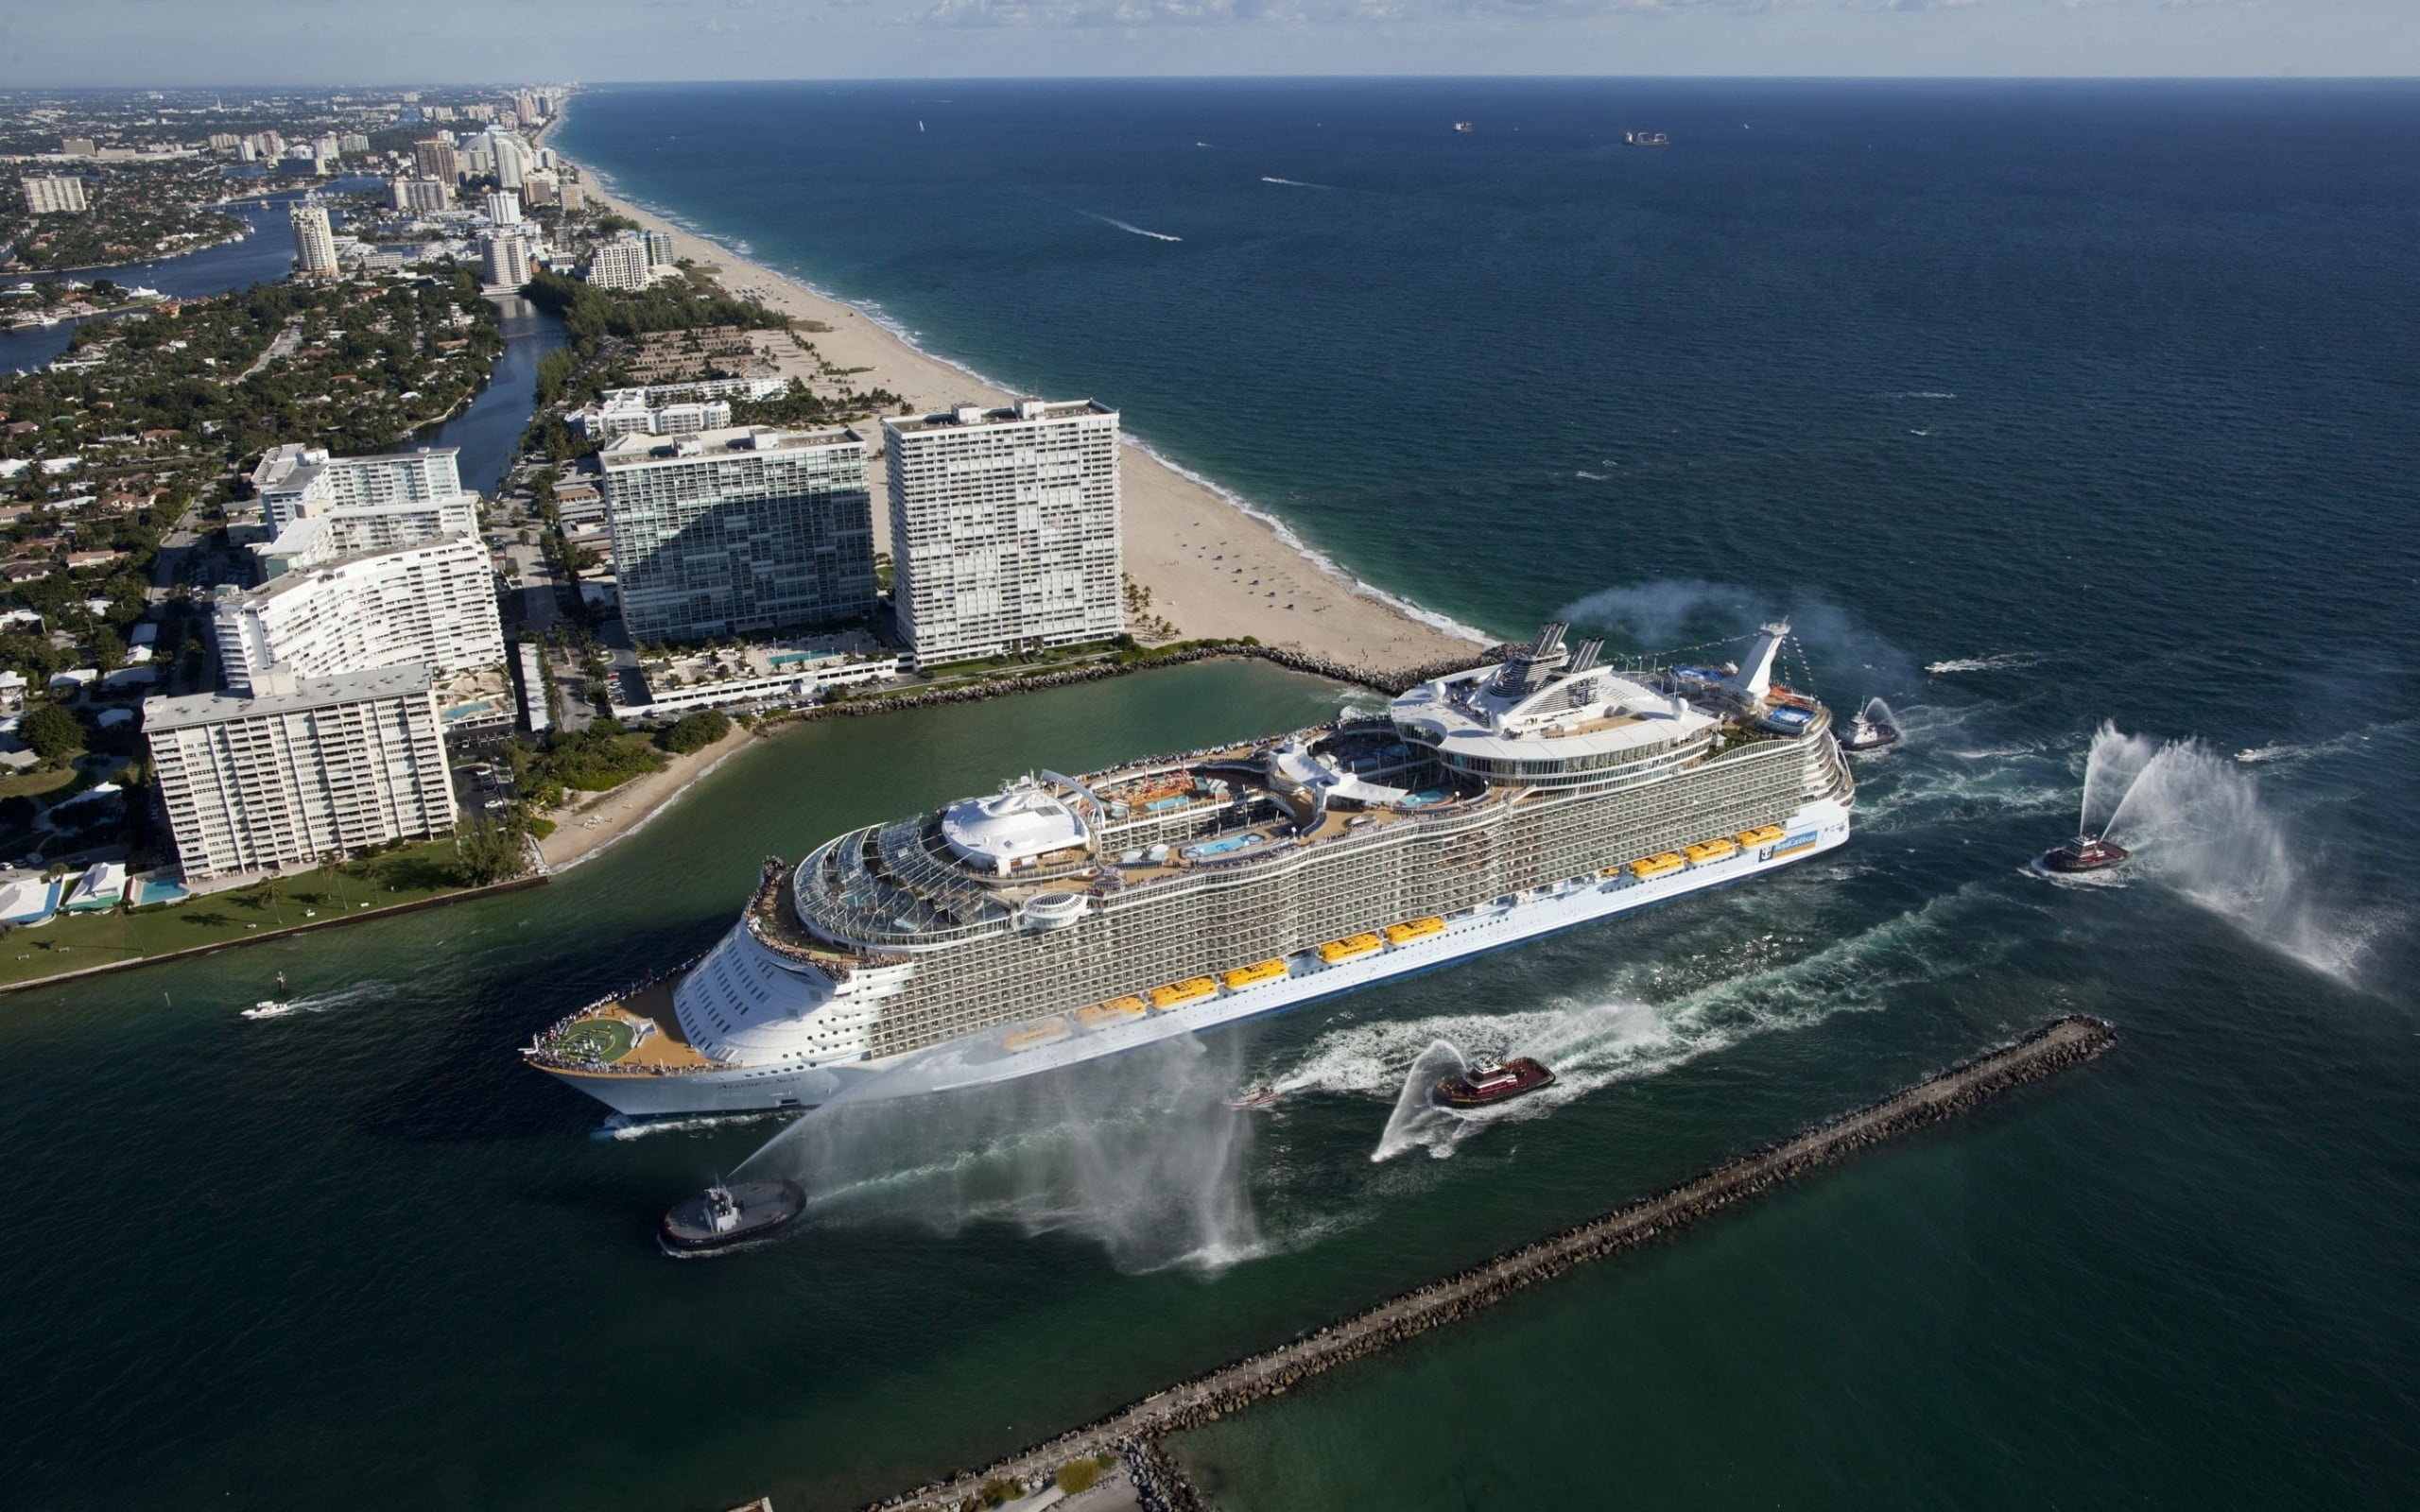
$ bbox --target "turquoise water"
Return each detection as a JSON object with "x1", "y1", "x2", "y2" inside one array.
[{"x1": 3, "y1": 80, "x2": 2415, "y2": 1510}]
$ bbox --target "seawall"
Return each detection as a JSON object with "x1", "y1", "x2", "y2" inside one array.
[{"x1": 864, "y1": 1015, "x2": 2118, "y2": 1511}]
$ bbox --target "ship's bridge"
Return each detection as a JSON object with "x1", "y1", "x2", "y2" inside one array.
[{"x1": 1391, "y1": 622, "x2": 1721, "y2": 786}]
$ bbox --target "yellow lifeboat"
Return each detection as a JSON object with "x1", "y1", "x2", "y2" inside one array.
[
  {"x1": 1076, "y1": 995, "x2": 1148, "y2": 1029},
  {"x1": 1630, "y1": 852, "x2": 1685, "y2": 880},
  {"x1": 1221, "y1": 958, "x2": 1289, "y2": 990},
  {"x1": 1318, "y1": 933, "x2": 1383, "y2": 965},
  {"x1": 1685, "y1": 837, "x2": 1739, "y2": 865},
  {"x1": 1383, "y1": 916, "x2": 1447, "y2": 947},
  {"x1": 1003, "y1": 1017, "x2": 1072, "y2": 1052},
  {"x1": 1736, "y1": 824, "x2": 1788, "y2": 848},
  {"x1": 1149, "y1": 977, "x2": 1219, "y2": 1010}
]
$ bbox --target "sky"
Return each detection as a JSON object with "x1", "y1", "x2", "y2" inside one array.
[{"x1": 2, "y1": 0, "x2": 2414, "y2": 87}]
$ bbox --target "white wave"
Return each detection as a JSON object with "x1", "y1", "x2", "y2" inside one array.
[
  {"x1": 560, "y1": 146, "x2": 1488, "y2": 654},
  {"x1": 1085, "y1": 212, "x2": 1183, "y2": 243},
  {"x1": 1260, "y1": 176, "x2": 1332, "y2": 189},
  {"x1": 1926, "y1": 653, "x2": 2045, "y2": 675},
  {"x1": 594, "y1": 1108, "x2": 794, "y2": 1143},
  {"x1": 1885, "y1": 390, "x2": 1958, "y2": 400},
  {"x1": 1574, "y1": 470, "x2": 1609, "y2": 481},
  {"x1": 1280, "y1": 890, "x2": 2002, "y2": 1161}
]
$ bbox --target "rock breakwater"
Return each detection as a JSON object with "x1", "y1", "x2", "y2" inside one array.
[{"x1": 866, "y1": 1016, "x2": 2117, "y2": 1511}]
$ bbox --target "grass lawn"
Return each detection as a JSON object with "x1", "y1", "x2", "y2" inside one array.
[
  {"x1": 0, "y1": 838, "x2": 480, "y2": 988},
  {"x1": 0, "y1": 765, "x2": 87, "y2": 802}
]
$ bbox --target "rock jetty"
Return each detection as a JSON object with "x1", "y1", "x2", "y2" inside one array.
[{"x1": 865, "y1": 1016, "x2": 2116, "y2": 1512}]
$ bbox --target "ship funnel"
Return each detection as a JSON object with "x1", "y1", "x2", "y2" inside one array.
[
  {"x1": 1531, "y1": 622, "x2": 1568, "y2": 658},
  {"x1": 1724, "y1": 622, "x2": 1791, "y2": 701},
  {"x1": 1566, "y1": 638, "x2": 1603, "y2": 677}
]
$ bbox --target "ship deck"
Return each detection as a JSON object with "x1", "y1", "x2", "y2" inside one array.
[{"x1": 541, "y1": 978, "x2": 721, "y2": 1072}]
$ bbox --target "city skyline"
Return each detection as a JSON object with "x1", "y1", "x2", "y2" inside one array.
[{"x1": 2, "y1": 1, "x2": 2416, "y2": 87}]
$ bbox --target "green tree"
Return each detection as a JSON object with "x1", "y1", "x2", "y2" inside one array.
[
  {"x1": 19, "y1": 702, "x2": 83, "y2": 762},
  {"x1": 654, "y1": 709, "x2": 730, "y2": 754},
  {"x1": 452, "y1": 816, "x2": 527, "y2": 887}
]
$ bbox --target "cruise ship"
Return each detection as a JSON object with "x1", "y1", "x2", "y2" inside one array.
[{"x1": 526, "y1": 623, "x2": 1854, "y2": 1116}]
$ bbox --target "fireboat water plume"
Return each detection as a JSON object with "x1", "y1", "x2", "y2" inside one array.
[
  {"x1": 736, "y1": 1034, "x2": 1261, "y2": 1272},
  {"x1": 2099, "y1": 735, "x2": 2372, "y2": 983},
  {"x1": 2081, "y1": 721, "x2": 2159, "y2": 838}
]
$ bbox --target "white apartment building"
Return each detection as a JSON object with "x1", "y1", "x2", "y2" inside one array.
[
  {"x1": 478, "y1": 228, "x2": 533, "y2": 290},
  {"x1": 388, "y1": 176, "x2": 449, "y2": 214},
  {"x1": 484, "y1": 190, "x2": 523, "y2": 227},
  {"x1": 22, "y1": 175, "x2": 87, "y2": 215},
  {"x1": 585, "y1": 232, "x2": 652, "y2": 291},
  {"x1": 250, "y1": 443, "x2": 475, "y2": 536},
  {"x1": 290, "y1": 200, "x2": 338, "y2": 277},
  {"x1": 571, "y1": 395, "x2": 732, "y2": 439},
  {"x1": 882, "y1": 399, "x2": 1124, "y2": 665},
  {"x1": 488, "y1": 129, "x2": 530, "y2": 190},
  {"x1": 144, "y1": 664, "x2": 457, "y2": 881},
  {"x1": 599, "y1": 426, "x2": 876, "y2": 643},
  {"x1": 213, "y1": 534, "x2": 504, "y2": 696}
]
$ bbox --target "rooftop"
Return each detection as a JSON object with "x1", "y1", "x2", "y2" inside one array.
[
  {"x1": 883, "y1": 399, "x2": 1114, "y2": 436},
  {"x1": 142, "y1": 662, "x2": 436, "y2": 731},
  {"x1": 598, "y1": 425, "x2": 864, "y2": 469}
]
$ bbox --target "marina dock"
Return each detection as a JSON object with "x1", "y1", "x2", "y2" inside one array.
[{"x1": 864, "y1": 1016, "x2": 2118, "y2": 1512}]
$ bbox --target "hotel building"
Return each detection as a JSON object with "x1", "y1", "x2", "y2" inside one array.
[
  {"x1": 882, "y1": 400, "x2": 1123, "y2": 666},
  {"x1": 290, "y1": 201, "x2": 338, "y2": 278},
  {"x1": 599, "y1": 426, "x2": 875, "y2": 643},
  {"x1": 144, "y1": 664, "x2": 456, "y2": 880},
  {"x1": 213, "y1": 534, "x2": 504, "y2": 696}
]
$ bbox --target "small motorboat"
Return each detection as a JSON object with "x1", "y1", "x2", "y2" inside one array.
[
  {"x1": 1225, "y1": 1084, "x2": 1282, "y2": 1111},
  {"x1": 1434, "y1": 1057, "x2": 1556, "y2": 1109},
  {"x1": 2041, "y1": 834, "x2": 2130, "y2": 873},
  {"x1": 1837, "y1": 700, "x2": 1901, "y2": 753},
  {"x1": 660, "y1": 1179, "x2": 805, "y2": 1253}
]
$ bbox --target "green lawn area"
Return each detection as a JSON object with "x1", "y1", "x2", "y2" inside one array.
[
  {"x1": 0, "y1": 765, "x2": 87, "y2": 802},
  {"x1": 0, "y1": 839, "x2": 482, "y2": 989}
]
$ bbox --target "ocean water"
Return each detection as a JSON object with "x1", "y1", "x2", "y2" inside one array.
[{"x1": 1, "y1": 80, "x2": 2414, "y2": 1511}]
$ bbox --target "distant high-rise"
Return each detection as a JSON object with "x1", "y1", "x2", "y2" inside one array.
[
  {"x1": 21, "y1": 175, "x2": 86, "y2": 215},
  {"x1": 584, "y1": 232, "x2": 651, "y2": 291},
  {"x1": 599, "y1": 426, "x2": 876, "y2": 643},
  {"x1": 643, "y1": 229, "x2": 675, "y2": 268},
  {"x1": 478, "y1": 229, "x2": 533, "y2": 291},
  {"x1": 488, "y1": 129, "x2": 529, "y2": 190},
  {"x1": 883, "y1": 400, "x2": 1124, "y2": 665},
  {"x1": 388, "y1": 176, "x2": 448, "y2": 215},
  {"x1": 213, "y1": 533, "x2": 504, "y2": 696},
  {"x1": 520, "y1": 168, "x2": 560, "y2": 207},
  {"x1": 484, "y1": 190, "x2": 523, "y2": 227},
  {"x1": 413, "y1": 136, "x2": 458, "y2": 182},
  {"x1": 289, "y1": 200, "x2": 338, "y2": 277}
]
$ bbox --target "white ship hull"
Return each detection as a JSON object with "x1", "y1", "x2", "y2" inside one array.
[{"x1": 561, "y1": 799, "x2": 1850, "y2": 1118}]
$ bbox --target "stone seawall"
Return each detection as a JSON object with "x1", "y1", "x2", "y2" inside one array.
[
  {"x1": 866, "y1": 1016, "x2": 2117, "y2": 1512},
  {"x1": 767, "y1": 642, "x2": 1506, "y2": 730}
]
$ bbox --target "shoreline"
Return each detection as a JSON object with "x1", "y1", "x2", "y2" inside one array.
[
  {"x1": 543, "y1": 109, "x2": 1488, "y2": 674},
  {"x1": 536, "y1": 723, "x2": 758, "y2": 872}
]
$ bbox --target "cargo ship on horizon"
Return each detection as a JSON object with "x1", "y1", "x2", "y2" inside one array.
[{"x1": 525, "y1": 622, "x2": 1854, "y2": 1116}]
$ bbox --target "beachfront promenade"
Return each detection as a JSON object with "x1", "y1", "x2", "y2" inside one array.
[{"x1": 865, "y1": 1016, "x2": 2118, "y2": 1512}]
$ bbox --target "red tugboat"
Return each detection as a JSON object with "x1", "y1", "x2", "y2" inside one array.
[
  {"x1": 660, "y1": 1179, "x2": 805, "y2": 1253},
  {"x1": 2041, "y1": 834, "x2": 2130, "y2": 874},
  {"x1": 1434, "y1": 1057, "x2": 1556, "y2": 1108}
]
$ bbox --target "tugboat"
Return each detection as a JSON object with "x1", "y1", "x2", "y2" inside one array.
[
  {"x1": 1837, "y1": 698, "x2": 1901, "y2": 754},
  {"x1": 660, "y1": 1178, "x2": 805, "y2": 1253},
  {"x1": 1225, "y1": 1084, "x2": 1283, "y2": 1111},
  {"x1": 2040, "y1": 834, "x2": 2130, "y2": 874},
  {"x1": 1434, "y1": 1057, "x2": 1556, "y2": 1109}
]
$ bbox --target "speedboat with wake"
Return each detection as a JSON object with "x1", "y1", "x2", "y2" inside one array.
[{"x1": 1225, "y1": 1084, "x2": 1283, "y2": 1110}]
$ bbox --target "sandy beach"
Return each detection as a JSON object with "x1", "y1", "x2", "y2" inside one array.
[
  {"x1": 536, "y1": 723, "x2": 756, "y2": 872},
  {"x1": 549, "y1": 144, "x2": 1482, "y2": 674}
]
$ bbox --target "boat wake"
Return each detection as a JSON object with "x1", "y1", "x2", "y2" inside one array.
[
  {"x1": 1260, "y1": 176, "x2": 1332, "y2": 189},
  {"x1": 1086, "y1": 213, "x2": 1183, "y2": 243},
  {"x1": 1278, "y1": 888, "x2": 2006, "y2": 1163},
  {"x1": 593, "y1": 1108, "x2": 794, "y2": 1143},
  {"x1": 1926, "y1": 653, "x2": 2045, "y2": 676},
  {"x1": 235, "y1": 979, "x2": 390, "y2": 1021}
]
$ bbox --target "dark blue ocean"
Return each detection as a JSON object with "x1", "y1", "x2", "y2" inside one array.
[{"x1": 0, "y1": 80, "x2": 2413, "y2": 1511}]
